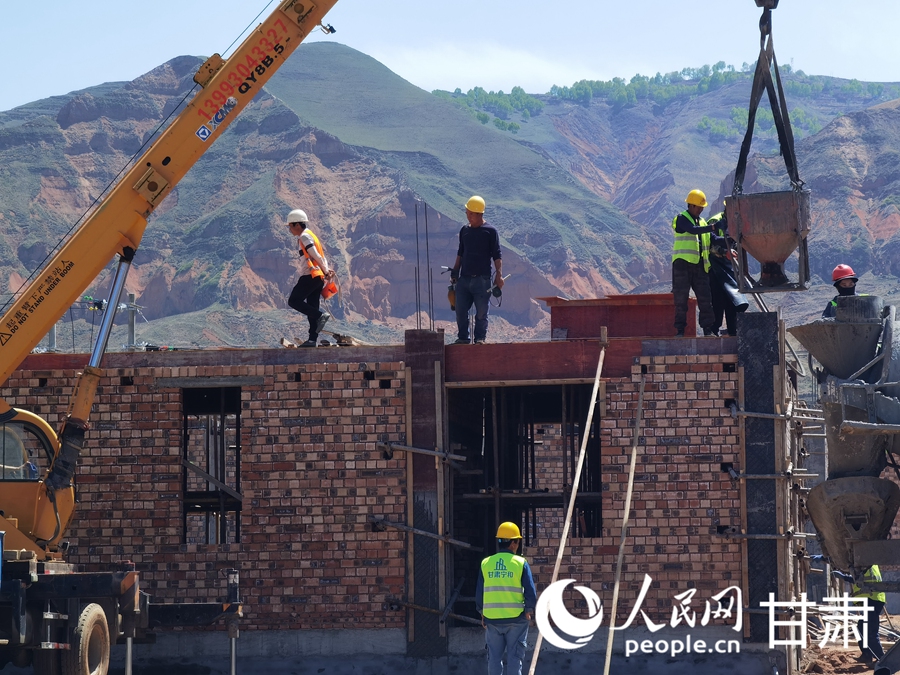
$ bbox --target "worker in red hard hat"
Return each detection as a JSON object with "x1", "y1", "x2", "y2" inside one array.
[{"x1": 822, "y1": 264, "x2": 859, "y2": 318}]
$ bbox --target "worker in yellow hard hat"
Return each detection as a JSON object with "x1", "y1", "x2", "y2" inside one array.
[
  {"x1": 672, "y1": 189, "x2": 717, "y2": 337},
  {"x1": 449, "y1": 196, "x2": 503, "y2": 345},
  {"x1": 476, "y1": 522, "x2": 536, "y2": 675}
]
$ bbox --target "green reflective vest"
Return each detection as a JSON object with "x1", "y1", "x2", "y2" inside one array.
[
  {"x1": 481, "y1": 551, "x2": 526, "y2": 619},
  {"x1": 853, "y1": 565, "x2": 886, "y2": 603},
  {"x1": 707, "y1": 212, "x2": 725, "y2": 232},
  {"x1": 672, "y1": 211, "x2": 711, "y2": 272}
]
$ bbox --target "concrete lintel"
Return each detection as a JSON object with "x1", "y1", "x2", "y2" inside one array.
[{"x1": 156, "y1": 376, "x2": 265, "y2": 388}]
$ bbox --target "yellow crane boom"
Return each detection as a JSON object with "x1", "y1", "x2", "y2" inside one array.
[{"x1": 0, "y1": 0, "x2": 339, "y2": 555}]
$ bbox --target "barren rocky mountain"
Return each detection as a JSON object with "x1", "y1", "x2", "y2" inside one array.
[{"x1": 0, "y1": 44, "x2": 898, "y2": 349}]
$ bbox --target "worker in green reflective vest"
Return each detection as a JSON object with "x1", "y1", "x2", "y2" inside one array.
[
  {"x1": 476, "y1": 522, "x2": 537, "y2": 675},
  {"x1": 672, "y1": 189, "x2": 717, "y2": 337},
  {"x1": 833, "y1": 564, "x2": 886, "y2": 662}
]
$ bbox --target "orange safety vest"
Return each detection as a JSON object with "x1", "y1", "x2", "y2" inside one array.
[{"x1": 300, "y1": 229, "x2": 326, "y2": 280}]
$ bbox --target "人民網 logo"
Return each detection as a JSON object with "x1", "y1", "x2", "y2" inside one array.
[{"x1": 535, "y1": 579, "x2": 605, "y2": 650}]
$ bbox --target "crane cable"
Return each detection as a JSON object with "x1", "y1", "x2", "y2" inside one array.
[{"x1": 733, "y1": 3, "x2": 803, "y2": 196}]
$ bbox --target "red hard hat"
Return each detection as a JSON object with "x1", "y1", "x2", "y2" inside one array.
[{"x1": 832, "y1": 264, "x2": 857, "y2": 283}]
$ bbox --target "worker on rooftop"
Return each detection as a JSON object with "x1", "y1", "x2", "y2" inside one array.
[
  {"x1": 822, "y1": 264, "x2": 859, "y2": 318},
  {"x1": 477, "y1": 522, "x2": 536, "y2": 675},
  {"x1": 672, "y1": 189, "x2": 717, "y2": 337},
  {"x1": 450, "y1": 195, "x2": 503, "y2": 345},
  {"x1": 706, "y1": 206, "x2": 749, "y2": 336},
  {"x1": 286, "y1": 209, "x2": 336, "y2": 347}
]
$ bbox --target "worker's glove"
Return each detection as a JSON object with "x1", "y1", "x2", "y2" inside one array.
[{"x1": 449, "y1": 268, "x2": 459, "y2": 282}]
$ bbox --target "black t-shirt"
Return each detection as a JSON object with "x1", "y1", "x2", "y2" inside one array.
[{"x1": 457, "y1": 223, "x2": 502, "y2": 277}]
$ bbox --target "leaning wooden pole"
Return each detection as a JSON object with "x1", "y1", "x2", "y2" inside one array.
[
  {"x1": 527, "y1": 339, "x2": 607, "y2": 675},
  {"x1": 601, "y1": 376, "x2": 645, "y2": 675}
]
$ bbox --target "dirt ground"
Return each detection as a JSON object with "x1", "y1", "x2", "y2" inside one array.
[{"x1": 800, "y1": 614, "x2": 898, "y2": 674}]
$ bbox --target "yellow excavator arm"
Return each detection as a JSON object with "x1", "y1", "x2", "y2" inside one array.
[{"x1": 0, "y1": 0, "x2": 340, "y2": 556}]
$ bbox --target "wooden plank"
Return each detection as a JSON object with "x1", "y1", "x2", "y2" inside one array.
[
  {"x1": 738, "y1": 366, "x2": 751, "y2": 641},
  {"x1": 404, "y1": 365, "x2": 415, "y2": 643},
  {"x1": 434, "y1": 362, "x2": 446, "y2": 640}
]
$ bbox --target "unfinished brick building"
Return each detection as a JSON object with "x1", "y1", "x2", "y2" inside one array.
[{"x1": 2, "y1": 295, "x2": 809, "y2": 673}]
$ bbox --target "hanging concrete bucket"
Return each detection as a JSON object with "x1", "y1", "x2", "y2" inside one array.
[
  {"x1": 806, "y1": 476, "x2": 900, "y2": 571},
  {"x1": 786, "y1": 296, "x2": 884, "y2": 380},
  {"x1": 821, "y1": 400, "x2": 890, "y2": 478},
  {"x1": 726, "y1": 190, "x2": 810, "y2": 292}
]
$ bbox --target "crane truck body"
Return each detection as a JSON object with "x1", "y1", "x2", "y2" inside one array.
[{"x1": 0, "y1": 1, "x2": 340, "y2": 673}]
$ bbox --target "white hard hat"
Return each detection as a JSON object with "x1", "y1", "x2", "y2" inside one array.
[{"x1": 287, "y1": 209, "x2": 309, "y2": 224}]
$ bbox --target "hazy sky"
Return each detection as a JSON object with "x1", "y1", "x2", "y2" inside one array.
[{"x1": 2, "y1": 0, "x2": 899, "y2": 111}]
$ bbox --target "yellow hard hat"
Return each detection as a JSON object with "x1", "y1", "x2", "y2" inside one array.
[
  {"x1": 496, "y1": 522, "x2": 522, "y2": 539},
  {"x1": 685, "y1": 189, "x2": 708, "y2": 208},
  {"x1": 465, "y1": 195, "x2": 486, "y2": 213}
]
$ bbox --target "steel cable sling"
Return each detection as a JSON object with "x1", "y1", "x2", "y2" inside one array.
[{"x1": 733, "y1": 2, "x2": 804, "y2": 196}]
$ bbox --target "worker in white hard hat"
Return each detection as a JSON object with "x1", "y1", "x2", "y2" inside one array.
[
  {"x1": 476, "y1": 522, "x2": 536, "y2": 675},
  {"x1": 449, "y1": 195, "x2": 503, "y2": 345},
  {"x1": 286, "y1": 209, "x2": 335, "y2": 347},
  {"x1": 672, "y1": 189, "x2": 717, "y2": 337}
]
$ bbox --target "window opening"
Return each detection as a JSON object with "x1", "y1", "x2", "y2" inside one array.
[{"x1": 182, "y1": 387, "x2": 242, "y2": 544}]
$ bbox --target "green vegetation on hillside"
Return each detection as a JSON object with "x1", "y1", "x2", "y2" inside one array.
[
  {"x1": 698, "y1": 104, "x2": 824, "y2": 143},
  {"x1": 550, "y1": 62, "x2": 743, "y2": 107},
  {"x1": 549, "y1": 61, "x2": 900, "y2": 112},
  {"x1": 785, "y1": 71, "x2": 899, "y2": 101},
  {"x1": 436, "y1": 61, "x2": 900, "y2": 144},
  {"x1": 432, "y1": 86, "x2": 542, "y2": 133}
]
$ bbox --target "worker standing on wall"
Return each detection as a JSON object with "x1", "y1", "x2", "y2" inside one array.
[
  {"x1": 822, "y1": 264, "x2": 859, "y2": 318},
  {"x1": 706, "y1": 208, "x2": 748, "y2": 336},
  {"x1": 450, "y1": 196, "x2": 503, "y2": 345},
  {"x1": 672, "y1": 189, "x2": 717, "y2": 337},
  {"x1": 286, "y1": 209, "x2": 335, "y2": 347},
  {"x1": 476, "y1": 522, "x2": 536, "y2": 675}
]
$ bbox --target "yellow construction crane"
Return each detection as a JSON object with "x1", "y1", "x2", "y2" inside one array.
[{"x1": 0, "y1": 2, "x2": 339, "y2": 674}]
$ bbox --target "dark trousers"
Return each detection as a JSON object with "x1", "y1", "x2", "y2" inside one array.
[
  {"x1": 455, "y1": 274, "x2": 491, "y2": 341},
  {"x1": 672, "y1": 258, "x2": 714, "y2": 333},
  {"x1": 288, "y1": 275, "x2": 324, "y2": 341},
  {"x1": 710, "y1": 281, "x2": 738, "y2": 336},
  {"x1": 858, "y1": 599, "x2": 885, "y2": 660}
]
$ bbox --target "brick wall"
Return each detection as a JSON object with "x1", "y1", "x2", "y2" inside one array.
[
  {"x1": 527, "y1": 354, "x2": 744, "y2": 626},
  {"x1": 1, "y1": 359, "x2": 408, "y2": 631},
  {"x1": 3, "y1": 349, "x2": 746, "y2": 633}
]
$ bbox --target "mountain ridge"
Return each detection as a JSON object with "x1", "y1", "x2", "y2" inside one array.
[{"x1": 1, "y1": 43, "x2": 899, "y2": 349}]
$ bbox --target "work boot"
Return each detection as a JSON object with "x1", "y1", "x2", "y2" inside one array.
[
  {"x1": 298, "y1": 340, "x2": 317, "y2": 348},
  {"x1": 453, "y1": 338, "x2": 470, "y2": 345},
  {"x1": 474, "y1": 339, "x2": 486, "y2": 345},
  {"x1": 674, "y1": 331, "x2": 684, "y2": 338},
  {"x1": 316, "y1": 312, "x2": 331, "y2": 335},
  {"x1": 703, "y1": 328, "x2": 717, "y2": 336}
]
